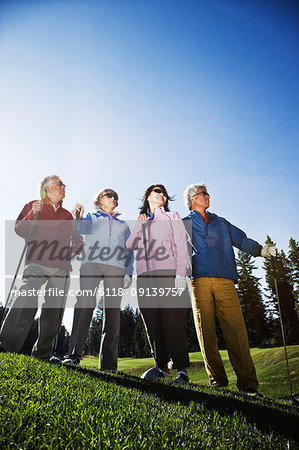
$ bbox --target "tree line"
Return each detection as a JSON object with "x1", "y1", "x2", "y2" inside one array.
[
  {"x1": 1, "y1": 236, "x2": 298, "y2": 358},
  {"x1": 84, "y1": 236, "x2": 299, "y2": 357}
]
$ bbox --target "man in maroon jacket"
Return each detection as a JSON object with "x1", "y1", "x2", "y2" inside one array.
[{"x1": 0, "y1": 175, "x2": 82, "y2": 360}]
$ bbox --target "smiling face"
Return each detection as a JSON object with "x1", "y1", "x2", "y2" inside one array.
[
  {"x1": 190, "y1": 188, "x2": 210, "y2": 213},
  {"x1": 46, "y1": 177, "x2": 66, "y2": 205},
  {"x1": 147, "y1": 186, "x2": 167, "y2": 211}
]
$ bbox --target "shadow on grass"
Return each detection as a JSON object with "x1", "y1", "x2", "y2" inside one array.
[{"x1": 64, "y1": 364, "x2": 299, "y2": 442}]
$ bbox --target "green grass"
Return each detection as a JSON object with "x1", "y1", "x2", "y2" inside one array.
[
  {"x1": 82, "y1": 346, "x2": 299, "y2": 400},
  {"x1": 0, "y1": 353, "x2": 298, "y2": 449}
]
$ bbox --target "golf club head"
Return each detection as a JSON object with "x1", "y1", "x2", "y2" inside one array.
[
  {"x1": 291, "y1": 395, "x2": 299, "y2": 407},
  {"x1": 49, "y1": 355, "x2": 62, "y2": 365},
  {"x1": 141, "y1": 366, "x2": 160, "y2": 380}
]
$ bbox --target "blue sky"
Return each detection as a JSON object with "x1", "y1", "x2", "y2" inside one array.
[{"x1": 1, "y1": 0, "x2": 298, "y2": 329}]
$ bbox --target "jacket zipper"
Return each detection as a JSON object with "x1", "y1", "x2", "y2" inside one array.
[{"x1": 205, "y1": 217, "x2": 217, "y2": 276}]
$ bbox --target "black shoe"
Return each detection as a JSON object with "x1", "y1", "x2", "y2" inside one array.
[
  {"x1": 158, "y1": 370, "x2": 171, "y2": 378},
  {"x1": 174, "y1": 371, "x2": 189, "y2": 384},
  {"x1": 210, "y1": 380, "x2": 228, "y2": 389},
  {"x1": 49, "y1": 355, "x2": 62, "y2": 365},
  {"x1": 36, "y1": 356, "x2": 61, "y2": 364},
  {"x1": 243, "y1": 387, "x2": 262, "y2": 397},
  {"x1": 0, "y1": 347, "x2": 7, "y2": 353},
  {"x1": 62, "y1": 355, "x2": 81, "y2": 365}
]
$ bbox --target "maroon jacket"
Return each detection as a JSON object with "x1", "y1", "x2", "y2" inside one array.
[{"x1": 15, "y1": 198, "x2": 82, "y2": 270}]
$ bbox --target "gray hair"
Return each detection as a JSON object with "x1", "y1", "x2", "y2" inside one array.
[
  {"x1": 183, "y1": 183, "x2": 207, "y2": 210},
  {"x1": 40, "y1": 175, "x2": 61, "y2": 192},
  {"x1": 93, "y1": 188, "x2": 119, "y2": 211}
]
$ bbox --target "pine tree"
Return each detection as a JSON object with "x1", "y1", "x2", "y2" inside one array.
[
  {"x1": 118, "y1": 305, "x2": 135, "y2": 357},
  {"x1": 236, "y1": 250, "x2": 270, "y2": 346},
  {"x1": 288, "y1": 237, "x2": 299, "y2": 313},
  {"x1": 86, "y1": 308, "x2": 102, "y2": 356},
  {"x1": 263, "y1": 236, "x2": 299, "y2": 345},
  {"x1": 132, "y1": 309, "x2": 151, "y2": 358}
]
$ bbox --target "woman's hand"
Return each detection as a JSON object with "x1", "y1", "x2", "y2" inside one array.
[
  {"x1": 175, "y1": 276, "x2": 187, "y2": 293},
  {"x1": 137, "y1": 214, "x2": 149, "y2": 224},
  {"x1": 123, "y1": 274, "x2": 132, "y2": 290}
]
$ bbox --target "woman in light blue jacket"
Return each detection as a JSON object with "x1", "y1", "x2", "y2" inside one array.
[{"x1": 63, "y1": 189, "x2": 133, "y2": 369}]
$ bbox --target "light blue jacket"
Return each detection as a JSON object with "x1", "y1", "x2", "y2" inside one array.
[
  {"x1": 184, "y1": 210, "x2": 262, "y2": 282},
  {"x1": 77, "y1": 210, "x2": 134, "y2": 275}
]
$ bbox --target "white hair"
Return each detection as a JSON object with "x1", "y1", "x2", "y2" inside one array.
[
  {"x1": 40, "y1": 175, "x2": 61, "y2": 192},
  {"x1": 183, "y1": 183, "x2": 207, "y2": 210}
]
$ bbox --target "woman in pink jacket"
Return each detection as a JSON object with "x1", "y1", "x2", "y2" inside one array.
[{"x1": 126, "y1": 184, "x2": 190, "y2": 383}]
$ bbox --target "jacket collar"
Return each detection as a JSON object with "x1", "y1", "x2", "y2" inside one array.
[
  {"x1": 43, "y1": 197, "x2": 63, "y2": 208},
  {"x1": 188, "y1": 210, "x2": 216, "y2": 222},
  {"x1": 95, "y1": 209, "x2": 121, "y2": 218},
  {"x1": 152, "y1": 206, "x2": 166, "y2": 216}
]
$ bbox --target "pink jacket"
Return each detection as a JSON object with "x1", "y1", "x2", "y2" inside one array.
[{"x1": 126, "y1": 207, "x2": 190, "y2": 276}]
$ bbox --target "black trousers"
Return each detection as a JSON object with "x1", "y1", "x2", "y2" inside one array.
[{"x1": 137, "y1": 270, "x2": 190, "y2": 369}]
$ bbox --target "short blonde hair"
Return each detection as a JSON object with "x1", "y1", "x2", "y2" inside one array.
[{"x1": 93, "y1": 189, "x2": 119, "y2": 211}]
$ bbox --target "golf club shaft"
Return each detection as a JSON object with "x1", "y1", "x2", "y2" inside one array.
[
  {"x1": 1, "y1": 211, "x2": 39, "y2": 328},
  {"x1": 142, "y1": 222, "x2": 158, "y2": 366},
  {"x1": 274, "y1": 277, "x2": 294, "y2": 395}
]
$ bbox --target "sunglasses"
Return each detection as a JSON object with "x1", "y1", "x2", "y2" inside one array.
[
  {"x1": 53, "y1": 181, "x2": 66, "y2": 188},
  {"x1": 101, "y1": 193, "x2": 118, "y2": 201},
  {"x1": 193, "y1": 190, "x2": 210, "y2": 197},
  {"x1": 152, "y1": 188, "x2": 166, "y2": 196}
]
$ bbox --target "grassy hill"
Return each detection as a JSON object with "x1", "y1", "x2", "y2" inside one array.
[
  {"x1": 82, "y1": 345, "x2": 299, "y2": 400},
  {"x1": 1, "y1": 351, "x2": 299, "y2": 449}
]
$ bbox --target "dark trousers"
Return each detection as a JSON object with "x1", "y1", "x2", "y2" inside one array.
[
  {"x1": 137, "y1": 270, "x2": 190, "y2": 369},
  {"x1": 0, "y1": 263, "x2": 69, "y2": 359},
  {"x1": 68, "y1": 263, "x2": 125, "y2": 370}
]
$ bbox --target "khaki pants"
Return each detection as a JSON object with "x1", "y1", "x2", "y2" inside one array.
[{"x1": 191, "y1": 277, "x2": 258, "y2": 390}]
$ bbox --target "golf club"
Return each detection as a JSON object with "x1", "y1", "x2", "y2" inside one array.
[
  {"x1": 1, "y1": 210, "x2": 40, "y2": 329},
  {"x1": 140, "y1": 222, "x2": 160, "y2": 380},
  {"x1": 274, "y1": 277, "x2": 299, "y2": 406},
  {"x1": 49, "y1": 209, "x2": 81, "y2": 364}
]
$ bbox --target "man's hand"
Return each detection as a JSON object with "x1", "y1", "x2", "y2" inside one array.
[
  {"x1": 32, "y1": 200, "x2": 44, "y2": 215},
  {"x1": 72, "y1": 204, "x2": 84, "y2": 220},
  {"x1": 261, "y1": 244, "x2": 277, "y2": 258},
  {"x1": 123, "y1": 274, "x2": 132, "y2": 290},
  {"x1": 175, "y1": 276, "x2": 186, "y2": 292}
]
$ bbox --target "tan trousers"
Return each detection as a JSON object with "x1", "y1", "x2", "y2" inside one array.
[{"x1": 191, "y1": 277, "x2": 258, "y2": 390}]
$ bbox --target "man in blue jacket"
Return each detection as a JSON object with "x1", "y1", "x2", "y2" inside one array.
[{"x1": 183, "y1": 183, "x2": 276, "y2": 395}]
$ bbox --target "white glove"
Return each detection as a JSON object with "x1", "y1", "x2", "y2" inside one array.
[
  {"x1": 175, "y1": 276, "x2": 186, "y2": 292},
  {"x1": 123, "y1": 274, "x2": 132, "y2": 289},
  {"x1": 261, "y1": 244, "x2": 277, "y2": 258}
]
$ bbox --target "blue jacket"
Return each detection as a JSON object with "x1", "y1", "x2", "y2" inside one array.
[
  {"x1": 77, "y1": 210, "x2": 134, "y2": 275},
  {"x1": 184, "y1": 210, "x2": 262, "y2": 282}
]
